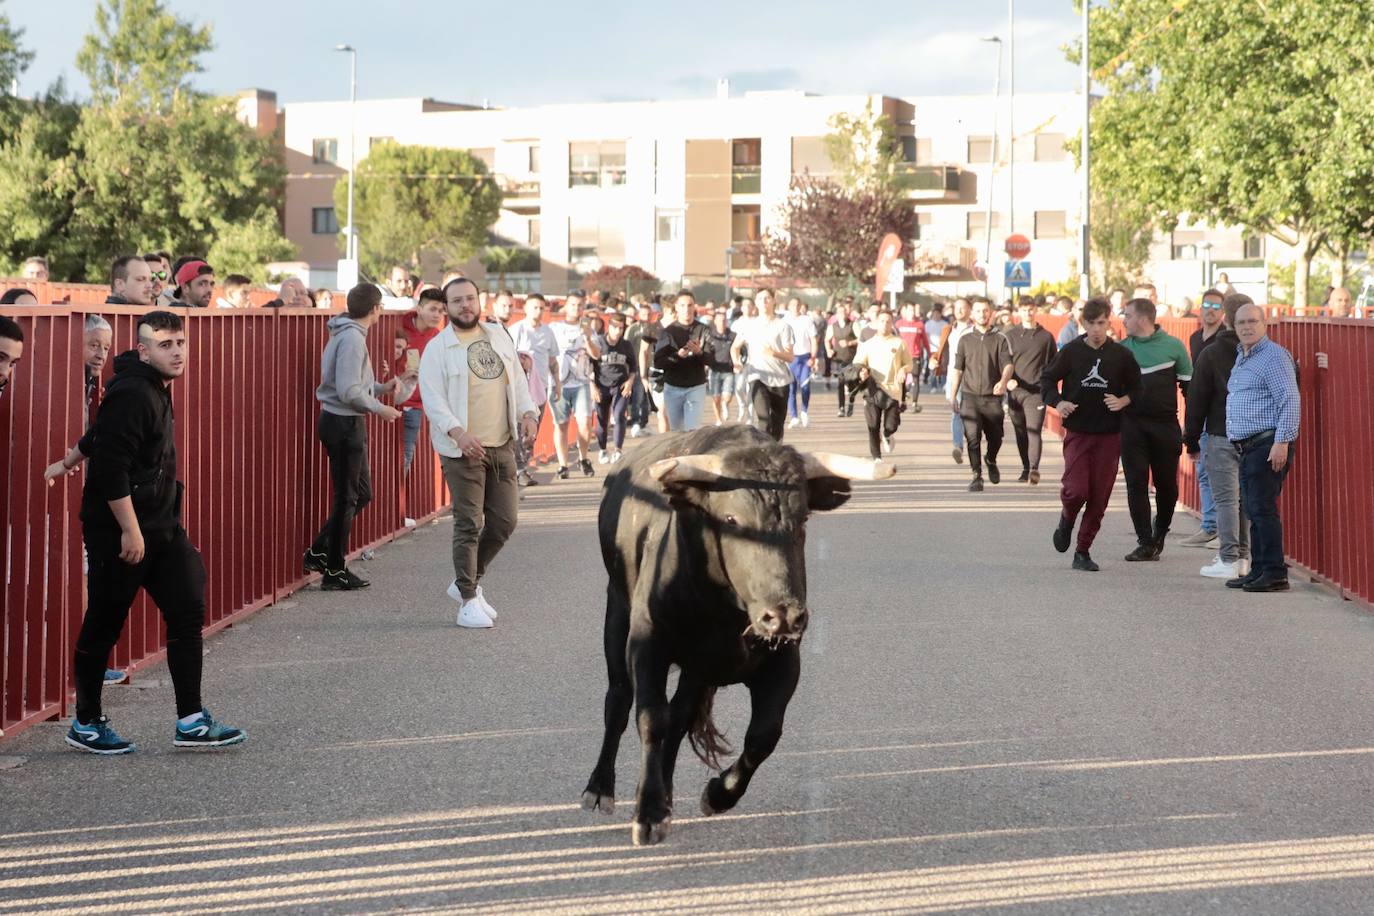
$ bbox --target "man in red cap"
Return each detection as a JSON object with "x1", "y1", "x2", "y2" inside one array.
[{"x1": 172, "y1": 258, "x2": 216, "y2": 308}]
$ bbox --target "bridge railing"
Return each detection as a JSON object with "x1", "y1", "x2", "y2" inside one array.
[{"x1": 0, "y1": 301, "x2": 557, "y2": 740}]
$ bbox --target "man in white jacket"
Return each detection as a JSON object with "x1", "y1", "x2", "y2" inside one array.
[{"x1": 420, "y1": 278, "x2": 540, "y2": 628}]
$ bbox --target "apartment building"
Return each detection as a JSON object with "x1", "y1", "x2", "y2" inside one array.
[{"x1": 271, "y1": 88, "x2": 1092, "y2": 298}]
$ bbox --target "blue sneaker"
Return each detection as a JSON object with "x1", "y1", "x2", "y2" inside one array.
[
  {"x1": 66, "y1": 716, "x2": 135, "y2": 755},
  {"x1": 173, "y1": 708, "x2": 247, "y2": 749},
  {"x1": 104, "y1": 668, "x2": 128, "y2": 685}
]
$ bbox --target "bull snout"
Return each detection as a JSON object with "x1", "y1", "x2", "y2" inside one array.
[{"x1": 756, "y1": 604, "x2": 809, "y2": 640}]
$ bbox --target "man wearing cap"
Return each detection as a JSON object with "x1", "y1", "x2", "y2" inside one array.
[{"x1": 172, "y1": 259, "x2": 216, "y2": 308}]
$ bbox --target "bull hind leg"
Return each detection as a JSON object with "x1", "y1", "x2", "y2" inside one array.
[
  {"x1": 701, "y1": 648, "x2": 800, "y2": 817},
  {"x1": 581, "y1": 589, "x2": 633, "y2": 816}
]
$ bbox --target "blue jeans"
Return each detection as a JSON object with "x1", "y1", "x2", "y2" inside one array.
[
  {"x1": 1239, "y1": 433, "x2": 1291, "y2": 578},
  {"x1": 402, "y1": 407, "x2": 424, "y2": 474},
  {"x1": 663, "y1": 383, "x2": 706, "y2": 431},
  {"x1": 787, "y1": 354, "x2": 813, "y2": 417},
  {"x1": 1196, "y1": 430, "x2": 1216, "y2": 533},
  {"x1": 947, "y1": 390, "x2": 964, "y2": 448}
]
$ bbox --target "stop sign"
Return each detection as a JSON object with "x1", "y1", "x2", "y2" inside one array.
[{"x1": 1004, "y1": 234, "x2": 1031, "y2": 260}]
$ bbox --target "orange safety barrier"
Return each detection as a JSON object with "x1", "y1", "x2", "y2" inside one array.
[
  {"x1": 1039, "y1": 312, "x2": 1374, "y2": 612},
  {"x1": 0, "y1": 302, "x2": 559, "y2": 740}
]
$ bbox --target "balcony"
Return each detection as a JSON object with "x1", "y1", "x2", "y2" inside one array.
[
  {"x1": 731, "y1": 165, "x2": 762, "y2": 194},
  {"x1": 502, "y1": 178, "x2": 541, "y2": 199},
  {"x1": 895, "y1": 164, "x2": 961, "y2": 200}
]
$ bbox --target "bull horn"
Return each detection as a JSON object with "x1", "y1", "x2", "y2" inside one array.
[
  {"x1": 802, "y1": 452, "x2": 896, "y2": 481},
  {"x1": 649, "y1": 454, "x2": 726, "y2": 484}
]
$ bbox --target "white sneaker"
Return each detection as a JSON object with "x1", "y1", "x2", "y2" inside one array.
[
  {"x1": 444, "y1": 580, "x2": 497, "y2": 618},
  {"x1": 610, "y1": 450, "x2": 624, "y2": 463},
  {"x1": 630, "y1": 424, "x2": 642, "y2": 438},
  {"x1": 1200, "y1": 556, "x2": 1239, "y2": 579},
  {"x1": 800, "y1": 410, "x2": 809, "y2": 428},
  {"x1": 881, "y1": 434, "x2": 894, "y2": 454},
  {"x1": 403, "y1": 516, "x2": 417, "y2": 528},
  {"x1": 788, "y1": 417, "x2": 800, "y2": 429},
  {"x1": 456, "y1": 597, "x2": 494, "y2": 628},
  {"x1": 598, "y1": 449, "x2": 610, "y2": 465}
]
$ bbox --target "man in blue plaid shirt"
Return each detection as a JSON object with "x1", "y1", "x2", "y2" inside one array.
[{"x1": 1225, "y1": 303, "x2": 1300, "y2": 592}]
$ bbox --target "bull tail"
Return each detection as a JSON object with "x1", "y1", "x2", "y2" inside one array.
[{"x1": 687, "y1": 687, "x2": 733, "y2": 771}]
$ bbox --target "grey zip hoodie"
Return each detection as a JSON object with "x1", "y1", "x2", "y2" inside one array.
[{"x1": 317, "y1": 315, "x2": 385, "y2": 416}]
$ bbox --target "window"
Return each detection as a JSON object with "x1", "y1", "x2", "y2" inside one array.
[
  {"x1": 914, "y1": 211, "x2": 933, "y2": 241},
  {"x1": 567, "y1": 218, "x2": 624, "y2": 267},
  {"x1": 1034, "y1": 133, "x2": 1067, "y2": 162},
  {"x1": 967, "y1": 136, "x2": 993, "y2": 164},
  {"x1": 966, "y1": 210, "x2": 1003, "y2": 240},
  {"x1": 657, "y1": 212, "x2": 682, "y2": 242},
  {"x1": 1034, "y1": 210, "x2": 1066, "y2": 239},
  {"x1": 312, "y1": 207, "x2": 339, "y2": 235},
  {"x1": 528, "y1": 145, "x2": 541, "y2": 173},
  {"x1": 569, "y1": 141, "x2": 627, "y2": 187},
  {"x1": 312, "y1": 138, "x2": 338, "y2": 165},
  {"x1": 1171, "y1": 229, "x2": 1204, "y2": 260},
  {"x1": 900, "y1": 136, "x2": 917, "y2": 163},
  {"x1": 914, "y1": 138, "x2": 934, "y2": 165},
  {"x1": 528, "y1": 218, "x2": 540, "y2": 247},
  {"x1": 1243, "y1": 234, "x2": 1264, "y2": 259},
  {"x1": 732, "y1": 138, "x2": 761, "y2": 193},
  {"x1": 731, "y1": 205, "x2": 762, "y2": 268}
]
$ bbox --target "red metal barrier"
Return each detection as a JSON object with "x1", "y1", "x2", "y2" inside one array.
[
  {"x1": 0, "y1": 304, "x2": 456, "y2": 739},
  {"x1": 1041, "y1": 313, "x2": 1374, "y2": 612}
]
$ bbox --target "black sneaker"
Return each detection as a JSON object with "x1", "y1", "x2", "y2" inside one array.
[
  {"x1": 1124, "y1": 543, "x2": 1161, "y2": 562},
  {"x1": 1243, "y1": 575, "x2": 1290, "y2": 593},
  {"x1": 1226, "y1": 570, "x2": 1263, "y2": 589},
  {"x1": 1053, "y1": 518, "x2": 1073, "y2": 554},
  {"x1": 1017, "y1": 469, "x2": 1030, "y2": 483},
  {"x1": 303, "y1": 548, "x2": 328, "y2": 574},
  {"x1": 1072, "y1": 551, "x2": 1100, "y2": 572},
  {"x1": 986, "y1": 461, "x2": 1000, "y2": 485},
  {"x1": 845, "y1": 404, "x2": 854, "y2": 417},
  {"x1": 321, "y1": 568, "x2": 370, "y2": 591},
  {"x1": 967, "y1": 477, "x2": 984, "y2": 492},
  {"x1": 580, "y1": 458, "x2": 595, "y2": 477},
  {"x1": 557, "y1": 465, "x2": 571, "y2": 480}
]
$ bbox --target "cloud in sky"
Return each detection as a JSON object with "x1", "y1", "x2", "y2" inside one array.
[{"x1": 12, "y1": 0, "x2": 1083, "y2": 107}]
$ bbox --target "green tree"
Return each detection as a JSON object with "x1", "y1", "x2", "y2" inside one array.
[
  {"x1": 480, "y1": 246, "x2": 539, "y2": 288},
  {"x1": 336, "y1": 144, "x2": 502, "y2": 278},
  {"x1": 824, "y1": 98, "x2": 903, "y2": 197},
  {"x1": 0, "y1": 90, "x2": 81, "y2": 276},
  {"x1": 1091, "y1": 187, "x2": 1153, "y2": 292},
  {"x1": 1086, "y1": 0, "x2": 1374, "y2": 308},
  {"x1": 75, "y1": 0, "x2": 211, "y2": 114},
  {"x1": 0, "y1": 2, "x2": 35, "y2": 137}
]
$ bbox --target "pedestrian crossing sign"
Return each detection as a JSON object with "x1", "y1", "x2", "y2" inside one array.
[{"x1": 1005, "y1": 260, "x2": 1031, "y2": 288}]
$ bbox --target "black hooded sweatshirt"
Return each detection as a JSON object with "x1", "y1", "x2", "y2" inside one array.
[
  {"x1": 79, "y1": 351, "x2": 181, "y2": 537},
  {"x1": 1183, "y1": 328, "x2": 1240, "y2": 450}
]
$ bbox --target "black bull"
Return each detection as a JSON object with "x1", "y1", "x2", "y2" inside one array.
[{"x1": 580, "y1": 425, "x2": 893, "y2": 846}]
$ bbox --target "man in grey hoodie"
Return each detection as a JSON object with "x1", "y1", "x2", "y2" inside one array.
[{"x1": 304, "y1": 284, "x2": 406, "y2": 589}]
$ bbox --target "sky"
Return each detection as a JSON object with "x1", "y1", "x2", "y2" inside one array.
[{"x1": 11, "y1": 0, "x2": 1084, "y2": 107}]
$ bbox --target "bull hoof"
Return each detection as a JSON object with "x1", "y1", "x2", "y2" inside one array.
[
  {"x1": 631, "y1": 818, "x2": 670, "y2": 846},
  {"x1": 581, "y1": 791, "x2": 615, "y2": 815}
]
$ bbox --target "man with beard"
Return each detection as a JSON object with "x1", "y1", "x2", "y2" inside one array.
[
  {"x1": 62, "y1": 311, "x2": 246, "y2": 754},
  {"x1": 948, "y1": 298, "x2": 1013, "y2": 492},
  {"x1": 419, "y1": 277, "x2": 539, "y2": 628}
]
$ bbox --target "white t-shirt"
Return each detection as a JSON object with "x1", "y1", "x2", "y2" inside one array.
[
  {"x1": 787, "y1": 314, "x2": 817, "y2": 356},
  {"x1": 550, "y1": 320, "x2": 592, "y2": 386},
  {"x1": 737, "y1": 316, "x2": 794, "y2": 387},
  {"x1": 512, "y1": 319, "x2": 557, "y2": 389}
]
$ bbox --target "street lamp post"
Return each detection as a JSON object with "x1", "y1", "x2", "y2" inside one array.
[
  {"x1": 724, "y1": 246, "x2": 736, "y2": 302},
  {"x1": 981, "y1": 36, "x2": 1003, "y2": 300},
  {"x1": 335, "y1": 44, "x2": 357, "y2": 263},
  {"x1": 1080, "y1": 0, "x2": 1092, "y2": 299}
]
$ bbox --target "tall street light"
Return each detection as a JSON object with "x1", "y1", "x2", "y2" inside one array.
[
  {"x1": 1007, "y1": 0, "x2": 1017, "y2": 304},
  {"x1": 1080, "y1": 0, "x2": 1092, "y2": 299},
  {"x1": 981, "y1": 36, "x2": 1003, "y2": 300},
  {"x1": 335, "y1": 44, "x2": 357, "y2": 264}
]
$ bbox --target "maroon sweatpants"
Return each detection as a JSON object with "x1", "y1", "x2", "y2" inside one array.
[{"x1": 1061, "y1": 429, "x2": 1122, "y2": 552}]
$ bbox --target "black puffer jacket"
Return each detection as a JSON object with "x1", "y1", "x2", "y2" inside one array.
[
  {"x1": 1183, "y1": 329, "x2": 1239, "y2": 451},
  {"x1": 80, "y1": 351, "x2": 181, "y2": 535}
]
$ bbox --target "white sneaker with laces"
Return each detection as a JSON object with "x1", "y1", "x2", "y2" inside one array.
[
  {"x1": 800, "y1": 410, "x2": 809, "y2": 428},
  {"x1": 598, "y1": 449, "x2": 610, "y2": 464},
  {"x1": 456, "y1": 597, "x2": 494, "y2": 629},
  {"x1": 630, "y1": 424, "x2": 642, "y2": 438},
  {"x1": 1200, "y1": 556, "x2": 1239, "y2": 579},
  {"x1": 787, "y1": 417, "x2": 800, "y2": 429},
  {"x1": 476, "y1": 585, "x2": 498, "y2": 619},
  {"x1": 403, "y1": 516, "x2": 417, "y2": 528},
  {"x1": 610, "y1": 450, "x2": 624, "y2": 463}
]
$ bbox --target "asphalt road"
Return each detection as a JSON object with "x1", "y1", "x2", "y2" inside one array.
[{"x1": 4, "y1": 386, "x2": 1374, "y2": 915}]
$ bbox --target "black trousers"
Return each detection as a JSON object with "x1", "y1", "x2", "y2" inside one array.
[
  {"x1": 1120, "y1": 414, "x2": 1182, "y2": 544},
  {"x1": 959, "y1": 394, "x2": 1005, "y2": 477},
  {"x1": 1007, "y1": 386, "x2": 1047, "y2": 472},
  {"x1": 750, "y1": 380, "x2": 790, "y2": 441},
  {"x1": 833, "y1": 360, "x2": 855, "y2": 410},
  {"x1": 864, "y1": 387, "x2": 902, "y2": 458},
  {"x1": 75, "y1": 526, "x2": 206, "y2": 722},
  {"x1": 311, "y1": 412, "x2": 372, "y2": 570}
]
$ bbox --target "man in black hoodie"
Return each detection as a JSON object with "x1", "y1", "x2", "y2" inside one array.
[
  {"x1": 1041, "y1": 297, "x2": 1144, "y2": 571},
  {"x1": 58, "y1": 310, "x2": 246, "y2": 755}
]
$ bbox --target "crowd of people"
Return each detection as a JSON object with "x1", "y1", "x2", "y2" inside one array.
[{"x1": 0, "y1": 249, "x2": 1306, "y2": 755}]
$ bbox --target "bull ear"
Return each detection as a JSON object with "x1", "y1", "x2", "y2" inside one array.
[{"x1": 648, "y1": 455, "x2": 725, "y2": 487}]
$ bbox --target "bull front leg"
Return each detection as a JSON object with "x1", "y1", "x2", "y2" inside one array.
[
  {"x1": 581, "y1": 589, "x2": 633, "y2": 815},
  {"x1": 700, "y1": 646, "x2": 800, "y2": 816},
  {"x1": 661, "y1": 673, "x2": 709, "y2": 811},
  {"x1": 629, "y1": 636, "x2": 673, "y2": 846}
]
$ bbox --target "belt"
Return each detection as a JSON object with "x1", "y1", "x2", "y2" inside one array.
[{"x1": 1232, "y1": 428, "x2": 1275, "y2": 450}]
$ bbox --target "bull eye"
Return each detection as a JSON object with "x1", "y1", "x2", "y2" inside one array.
[{"x1": 724, "y1": 514, "x2": 740, "y2": 527}]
